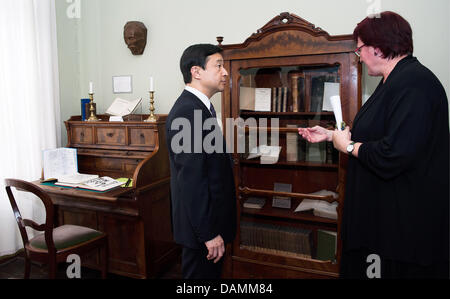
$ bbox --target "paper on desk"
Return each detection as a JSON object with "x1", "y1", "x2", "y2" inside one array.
[
  {"x1": 43, "y1": 148, "x2": 78, "y2": 180},
  {"x1": 330, "y1": 95, "x2": 344, "y2": 131}
]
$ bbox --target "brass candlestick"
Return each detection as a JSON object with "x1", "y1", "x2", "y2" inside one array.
[
  {"x1": 145, "y1": 91, "x2": 157, "y2": 122},
  {"x1": 87, "y1": 93, "x2": 99, "y2": 121}
]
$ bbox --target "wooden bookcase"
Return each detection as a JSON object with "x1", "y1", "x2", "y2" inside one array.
[{"x1": 219, "y1": 12, "x2": 362, "y2": 278}]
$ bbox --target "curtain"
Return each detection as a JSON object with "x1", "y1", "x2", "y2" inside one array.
[{"x1": 0, "y1": 0, "x2": 61, "y2": 257}]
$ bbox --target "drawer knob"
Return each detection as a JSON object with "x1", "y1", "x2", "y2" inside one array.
[{"x1": 107, "y1": 133, "x2": 114, "y2": 137}]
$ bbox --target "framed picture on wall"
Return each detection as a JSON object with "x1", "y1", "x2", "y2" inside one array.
[{"x1": 113, "y1": 75, "x2": 133, "y2": 93}]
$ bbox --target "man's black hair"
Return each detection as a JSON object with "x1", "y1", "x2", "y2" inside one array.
[{"x1": 180, "y1": 44, "x2": 223, "y2": 84}]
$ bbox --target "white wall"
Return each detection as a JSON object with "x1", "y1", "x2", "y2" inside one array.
[{"x1": 55, "y1": 0, "x2": 450, "y2": 145}]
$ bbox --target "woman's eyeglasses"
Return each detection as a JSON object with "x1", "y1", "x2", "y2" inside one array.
[{"x1": 354, "y1": 44, "x2": 366, "y2": 57}]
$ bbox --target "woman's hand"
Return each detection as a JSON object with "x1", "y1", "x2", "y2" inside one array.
[
  {"x1": 332, "y1": 127, "x2": 352, "y2": 153},
  {"x1": 298, "y1": 126, "x2": 333, "y2": 143}
]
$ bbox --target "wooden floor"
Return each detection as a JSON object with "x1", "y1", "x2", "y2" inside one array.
[{"x1": 0, "y1": 256, "x2": 182, "y2": 279}]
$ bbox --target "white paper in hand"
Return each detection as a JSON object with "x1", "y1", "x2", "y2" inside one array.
[{"x1": 330, "y1": 95, "x2": 343, "y2": 131}]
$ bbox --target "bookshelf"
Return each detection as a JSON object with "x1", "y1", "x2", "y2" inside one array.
[{"x1": 219, "y1": 12, "x2": 361, "y2": 278}]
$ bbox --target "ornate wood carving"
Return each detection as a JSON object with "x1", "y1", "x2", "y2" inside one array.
[{"x1": 217, "y1": 12, "x2": 355, "y2": 61}]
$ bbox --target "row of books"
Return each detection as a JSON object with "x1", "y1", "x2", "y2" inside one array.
[
  {"x1": 240, "y1": 221, "x2": 337, "y2": 262},
  {"x1": 239, "y1": 80, "x2": 340, "y2": 113},
  {"x1": 240, "y1": 221, "x2": 313, "y2": 258},
  {"x1": 240, "y1": 87, "x2": 290, "y2": 112},
  {"x1": 242, "y1": 138, "x2": 337, "y2": 164}
]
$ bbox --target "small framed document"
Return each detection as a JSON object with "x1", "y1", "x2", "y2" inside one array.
[
  {"x1": 113, "y1": 75, "x2": 132, "y2": 94},
  {"x1": 254, "y1": 88, "x2": 272, "y2": 112}
]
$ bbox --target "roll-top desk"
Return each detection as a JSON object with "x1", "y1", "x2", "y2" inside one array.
[{"x1": 37, "y1": 114, "x2": 179, "y2": 278}]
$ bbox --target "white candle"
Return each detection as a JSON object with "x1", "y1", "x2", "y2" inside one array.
[
  {"x1": 149, "y1": 77, "x2": 154, "y2": 92},
  {"x1": 89, "y1": 82, "x2": 93, "y2": 94}
]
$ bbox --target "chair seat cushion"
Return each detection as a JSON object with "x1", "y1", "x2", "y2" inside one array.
[{"x1": 29, "y1": 225, "x2": 103, "y2": 250}]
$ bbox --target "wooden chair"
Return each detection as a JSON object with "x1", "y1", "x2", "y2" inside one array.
[{"x1": 4, "y1": 178, "x2": 108, "y2": 279}]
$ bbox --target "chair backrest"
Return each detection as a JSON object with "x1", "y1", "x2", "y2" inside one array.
[{"x1": 4, "y1": 179, "x2": 57, "y2": 253}]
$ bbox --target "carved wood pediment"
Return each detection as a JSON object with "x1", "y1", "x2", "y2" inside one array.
[
  {"x1": 255, "y1": 12, "x2": 326, "y2": 36},
  {"x1": 218, "y1": 12, "x2": 355, "y2": 60}
]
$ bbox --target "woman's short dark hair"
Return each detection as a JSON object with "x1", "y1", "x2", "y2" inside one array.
[
  {"x1": 353, "y1": 11, "x2": 413, "y2": 59},
  {"x1": 180, "y1": 44, "x2": 223, "y2": 84}
]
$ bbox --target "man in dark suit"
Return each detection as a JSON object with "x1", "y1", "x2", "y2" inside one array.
[{"x1": 166, "y1": 44, "x2": 236, "y2": 279}]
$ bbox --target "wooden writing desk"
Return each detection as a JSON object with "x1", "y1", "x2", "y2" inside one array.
[{"x1": 34, "y1": 115, "x2": 179, "y2": 278}]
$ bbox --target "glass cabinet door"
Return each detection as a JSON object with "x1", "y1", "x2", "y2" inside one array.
[{"x1": 236, "y1": 64, "x2": 342, "y2": 265}]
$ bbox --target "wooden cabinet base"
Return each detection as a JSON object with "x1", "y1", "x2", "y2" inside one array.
[{"x1": 231, "y1": 257, "x2": 338, "y2": 279}]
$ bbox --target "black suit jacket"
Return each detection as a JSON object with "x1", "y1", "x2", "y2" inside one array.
[{"x1": 166, "y1": 90, "x2": 237, "y2": 249}]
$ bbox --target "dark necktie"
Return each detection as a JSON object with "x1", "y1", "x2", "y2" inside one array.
[{"x1": 210, "y1": 103, "x2": 217, "y2": 118}]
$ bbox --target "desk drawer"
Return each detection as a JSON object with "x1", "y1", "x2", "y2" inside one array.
[
  {"x1": 96, "y1": 127, "x2": 126, "y2": 146},
  {"x1": 129, "y1": 128, "x2": 156, "y2": 147},
  {"x1": 72, "y1": 126, "x2": 93, "y2": 144}
]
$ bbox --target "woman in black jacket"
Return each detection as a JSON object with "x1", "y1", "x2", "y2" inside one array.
[{"x1": 299, "y1": 11, "x2": 449, "y2": 279}]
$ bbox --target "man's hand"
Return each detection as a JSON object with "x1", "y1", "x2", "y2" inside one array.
[
  {"x1": 298, "y1": 126, "x2": 333, "y2": 143},
  {"x1": 205, "y1": 235, "x2": 225, "y2": 263}
]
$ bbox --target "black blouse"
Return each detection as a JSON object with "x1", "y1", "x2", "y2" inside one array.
[{"x1": 343, "y1": 55, "x2": 449, "y2": 266}]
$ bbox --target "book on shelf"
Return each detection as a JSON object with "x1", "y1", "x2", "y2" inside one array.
[
  {"x1": 239, "y1": 87, "x2": 272, "y2": 111},
  {"x1": 281, "y1": 87, "x2": 288, "y2": 112},
  {"x1": 309, "y1": 71, "x2": 339, "y2": 112},
  {"x1": 289, "y1": 72, "x2": 306, "y2": 112},
  {"x1": 243, "y1": 197, "x2": 266, "y2": 209},
  {"x1": 294, "y1": 190, "x2": 339, "y2": 220},
  {"x1": 306, "y1": 119, "x2": 326, "y2": 163},
  {"x1": 106, "y1": 97, "x2": 142, "y2": 117},
  {"x1": 316, "y1": 229, "x2": 337, "y2": 262},
  {"x1": 276, "y1": 88, "x2": 281, "y2": 112},
  {"x1": 306, "y1": 142, "x2": 326, "y2": 163},
  {"x1": 255, "y1": 88, "x2": 272, "y2": 111},
  {"x1": 272, "y1": 182, "x2": 292, "y2": 209},
  {"x1": 286, "y1": 124, "x2": 299, "y2": 162},
  {"x1": 247, "y1": 145, "x2": 281, "y2": 164},
  {"x1": 55, "y1": 176, "x2": 124, "y2": 192},
  {"x1": 296, "y1": 120, "x2": 308, "y2": 162},
  {"x1": 271, "y1": 88, "x2": 277, "y2": 112},
  {"x1": 42, "y1": 148, "x2": 97, "y2": 182}
]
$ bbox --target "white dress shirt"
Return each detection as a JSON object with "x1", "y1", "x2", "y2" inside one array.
[{"x1": 184, "y1": 86, "x2": 214, "y2": 117}]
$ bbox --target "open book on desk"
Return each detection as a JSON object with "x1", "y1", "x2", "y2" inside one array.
[
  {"x1": 106, "y1": 97, "x2": 142, "y2": 117},
  {"x1": 55, "y1": 176, "x2": 124, "y2": 192}
]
